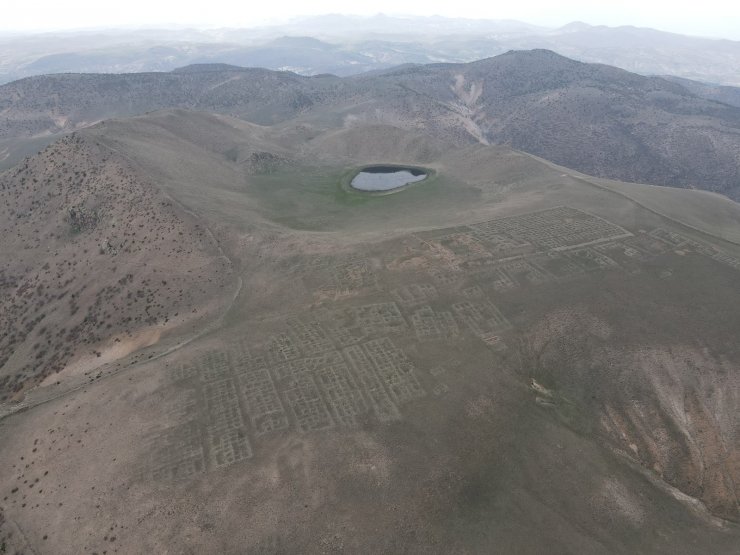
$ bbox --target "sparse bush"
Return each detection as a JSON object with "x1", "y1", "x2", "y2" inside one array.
[{"x1": 67, "y1": 206, "x2": 99, "y2": 233}]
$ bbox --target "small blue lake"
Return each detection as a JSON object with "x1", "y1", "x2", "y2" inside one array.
[{"x1": 350, "y1": 166, "x2": 428, "y2": 191}]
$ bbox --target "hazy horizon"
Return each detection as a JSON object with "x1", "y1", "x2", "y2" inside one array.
[{"x1": 1, "y1": 4, "x2": 740, "y2": 41}]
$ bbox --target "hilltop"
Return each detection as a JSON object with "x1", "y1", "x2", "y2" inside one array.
[{"x1": 0, "y1": 132, "x2": 237, "y2": 399}]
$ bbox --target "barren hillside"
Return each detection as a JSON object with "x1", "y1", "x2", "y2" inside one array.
[{"x1": 0, "y1": 133, "x2": 236, "y2": 400}]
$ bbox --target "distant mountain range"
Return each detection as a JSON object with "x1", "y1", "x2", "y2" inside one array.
[
  {"x1": 2, "y1": 15, "x2": 740, "y2": 86},
  {"x1": 4, "y1": 49, "x2": 740, "y2": 200}
]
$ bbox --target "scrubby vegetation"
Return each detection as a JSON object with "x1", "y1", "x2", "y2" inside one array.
[{"x1": 0, "y1": 133, "x2": 234, "y2": 400}]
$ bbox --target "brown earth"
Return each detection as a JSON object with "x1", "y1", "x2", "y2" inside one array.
[
  {"x1": 0, "y1": 112, "x2": 738, "y2": 553},
  {"x1": 0, "y1": 132, "x2": 236, "y2": 400}
]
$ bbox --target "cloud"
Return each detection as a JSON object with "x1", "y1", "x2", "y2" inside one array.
[{"x1": 1, "y1": 1, "x2": 738, "y2": 39}]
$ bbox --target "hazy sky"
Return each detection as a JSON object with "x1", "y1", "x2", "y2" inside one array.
[{"x1": 3, "y1": 1, "x2": 740, "y2": 40}]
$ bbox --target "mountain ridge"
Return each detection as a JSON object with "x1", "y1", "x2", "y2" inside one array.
[{"x1": 4, "y1": 49, "x2": 740, "y2": 199}]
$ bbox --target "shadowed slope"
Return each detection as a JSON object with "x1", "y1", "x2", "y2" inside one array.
[{"x1": 352, "y1": 50, "x2": 740, "y2": 197}]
